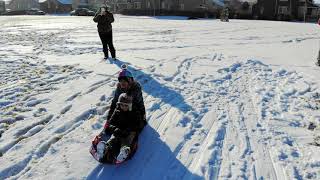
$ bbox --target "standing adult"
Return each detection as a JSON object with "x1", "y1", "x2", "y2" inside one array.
[{"x1": 93, "y1": 5, "x2": 116, "y2": 60}]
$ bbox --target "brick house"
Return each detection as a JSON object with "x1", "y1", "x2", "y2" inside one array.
[
  {"x1": 222, "y1": 0, "x2": 257, "y2": 19},
  {"x1": 40, "y1": 0, "x2": 72, "y2": 13},
  {"x1": 0, "y1": 0, "x2": 5, "y2": 13},
  {"x1": 252, "y1": 0, "x2": 318, "y2": 20},
  {"x1": 106, "y1": 0, "x2": 219, "y2": 17},
  {"x1": 7, "y1": 0, "x2": 39, "y2": 11}
]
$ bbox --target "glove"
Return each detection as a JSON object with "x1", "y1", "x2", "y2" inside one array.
[
  {"x1": 113, "y1": 128, "x2": 123, "y2": 137},
  {"x1": 105, "y1": 125, "x2": 116, "y2": 134}
]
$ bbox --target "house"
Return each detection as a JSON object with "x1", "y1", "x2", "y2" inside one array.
[
  {"x1": 73, "y1": 0, "x2": 89, "y2": 9},
  {"x1": 7, "y1": 0, "x2": 39, "y2": 11},
  {"x1": 79, "y1": 0, "x2": 220, "y2": 17},
  {"x1": 39, "y1": 0, "x2": 72, "y2": 13},
  {"x1": 154, "y1": 0, "x2": 218, "y2": 14},
  {"x1": 252, "y1": 0, "x2": 318, "y2": 21},
  {"x1": 296, "y1": 1, "x2": 320, "y2": 21},
  {"x1": 72, "y1": 0, "x2": 106, "y2": 11},
  {"x1": 105, "y1": 0, "x2": 144, "y2": 13},
  {"x1": 0, "y1": 0, "x2": 5, "y2": 13},
  {"x1": 110, "y1": 0, "x2": 219, "y2": 17},
  {"x1": 228, "y1": 0, "x2": 257, "y2": 18}
]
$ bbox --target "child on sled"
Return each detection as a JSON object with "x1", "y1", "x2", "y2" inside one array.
[{"x1": 97, "y1": 93, "x2": 145, "y2": 163}]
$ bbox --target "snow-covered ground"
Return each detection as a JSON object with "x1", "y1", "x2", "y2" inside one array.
[{"x1": 0, "y1": 15, "x2": 320, "y2": 180}]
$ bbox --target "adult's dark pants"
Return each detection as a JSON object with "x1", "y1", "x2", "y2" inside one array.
[{"x1": 98, "y1": 30, "x2": 116, "y2": 59}]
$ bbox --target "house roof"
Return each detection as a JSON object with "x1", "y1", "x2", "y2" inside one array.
[
  {"x1": 39, "y1": 0, "x2": 72, "y2": 5},
  {"x1": 56, "y1": 0, "x2": 72, "y2": 4},
  {"x1": 212, "y1": 0, "x2": 257, "y2": 6},
  {"x1": 212, "y1": 0, "x2": 225, "y2": 7},
  {"x1": 239, "y1": 0, "x2": 257, "y2": 2}
]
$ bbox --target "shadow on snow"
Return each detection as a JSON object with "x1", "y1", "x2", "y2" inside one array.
[
  {"x1": 112, "y1": 58, "x2": 193, "y2": 113},
  {"x1": 87, "y1": 125, "x2": 202, "y2": 180},
  {"x1": 86, "y1": 59, "x2": 199, "y2": 179}
]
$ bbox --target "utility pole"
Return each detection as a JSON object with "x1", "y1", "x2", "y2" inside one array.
[
  {"x1": 317, "y1": 48, "x2": 320, "y2": 66},
  {"x1": 153, "y1": 0, "x2": 155, "y2": 16},
  {"x1": 275, "y1": 0, "x2": 278, "y2": 18},
  {"x1": 317, "y1": 40, "x2": 320, "y2": 66},
  {"x1": 159, "y1": 0, "x2": 161, "y2": 15},
  {"x1": 304, "y1": 0, "x2": 307, "y2": 22}
]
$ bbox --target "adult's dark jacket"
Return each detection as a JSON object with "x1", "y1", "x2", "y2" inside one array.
[
  {"x1": 93, "y1": 11, "x2": 114, "y2": 33},
  {"x1": 107, "y1": 81, "x2": 146, "y2": 122}
]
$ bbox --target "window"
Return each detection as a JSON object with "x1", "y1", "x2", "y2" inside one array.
[
  {"x1": 260, "y1": 7, "x2": 264, "y2": 14},
  {"x1": 134, "y1": 2, "x2": 141, "y2": 9},
  {"x1": 180, "y1": 4, "x2": 184, "y2": 10},
  {"x1": 311, "y1": 9, "x2": 317, "y2": 16},
  {"x1": 80, "y1": 0, "x2": 89, "y2": 4},
  {"x1": 147, "y1": 2, "x2": 151, "y2": 9},
  {"x1": 278, "y1": 6, "x2": 288, "y2": 14},
  {"x1": 161, "y1": 2, "x2": 165, "y2": 9},
  {"x1": 298, "y1": 6, "x2": 306, "y2": 15}
]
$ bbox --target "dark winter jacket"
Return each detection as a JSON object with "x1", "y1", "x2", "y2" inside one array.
[
  {"x1": 93, "y1": 11, "x2": 114, "y2": 33},
  {"x1": 106, "y1": 106, "x2": 145, "y2": 136},
  {"x1": 107, "y1": 81, "x2": 146, "y2": 121}
]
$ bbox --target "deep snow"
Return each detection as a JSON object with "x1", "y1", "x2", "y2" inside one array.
[{"x1": 0, "y1": 15, "x2": 320, "y2": 180}]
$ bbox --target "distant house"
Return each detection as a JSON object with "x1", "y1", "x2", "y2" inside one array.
[
  {"x1": 171, "y1": 0, "x2": 217, "y2": 12},
  {"x1": 39, "y1": 0, "x2": 72, "y2": 13},
  {"x1": 101, "y1": 0, "x2": 144, "y2": 13},
  {"x1": 72, "y1": 0, "x2": 89, "y2": 9},
  {"x1": 252, "y1": 0, "x2": 318, "y2": 21},
  {"x1": 7, "y1": 0, "x2": 39, "y2": 11},
  {"x1": 224, "y1": 0, "x2": 257, "y2": 18},
  {"x1": 144, "y1": 0, "x2": 218, "y2": 14},
  {"x1": 105, "y1": 0, "x2": 219, "y2": 17},
  {"x1": 0, "y1": 0, "x2": 5, "y2": 13}
]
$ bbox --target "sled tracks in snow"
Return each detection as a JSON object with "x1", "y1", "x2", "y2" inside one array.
[
  {"x1": 0, "y1": 60, "x2": 94, "y2": 179},
  {"x1": 140, "y1": 59, "x2": 319, "y2": 180}
]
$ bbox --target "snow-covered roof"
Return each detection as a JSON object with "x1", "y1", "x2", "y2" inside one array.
[
  {"x1": 212, "y1": 0, "x2": 257, "y2": 7},
  {"x1": 239, "y1": 0, "x2": 257, "y2": 2},
  {"x1": 38, "y1": 0, "x2": 72, "y2": 4},
  {"x1": 212, "y1": 0, "x2": 224, "y2": 7}
]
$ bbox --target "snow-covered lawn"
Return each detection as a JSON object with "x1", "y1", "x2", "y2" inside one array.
[{"x1": 0, "y1": 15, "x2": 319, "y2": 180}]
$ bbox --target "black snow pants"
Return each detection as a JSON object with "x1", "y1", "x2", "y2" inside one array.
[{"x1": 98, "y1": 31, "x2": 116, "y2": 59}]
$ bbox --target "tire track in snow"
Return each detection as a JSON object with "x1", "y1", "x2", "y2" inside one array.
[
  {"x1": 178, "y1": 60, "x2": 297, "y2": 179},
  {"x1": 185, "y1": 109, "x2": 228, "y2": 180},
  {"x1": 216, "y1": 60, "x2": 319, "y2": 180},
  {"x1": 217, "y1": 62, "x2": 279, "y2": 180},
  {"x1": 249, "y1": 65, "x2": 319, "y2": 179},
  {"x1": 137, "y1": 56, "x2": 228, "y2": 178},
  {"x1": 210, "y1": 62, "x2": 276, "y2": 179}
]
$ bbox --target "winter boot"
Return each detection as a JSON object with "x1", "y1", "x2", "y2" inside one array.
[
  {"x1": 96, "y1": 141, "x2": 106, "y2": 160},
  {"x1": 116, "y1": 146, "x2": 130, "y2": 164}
]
